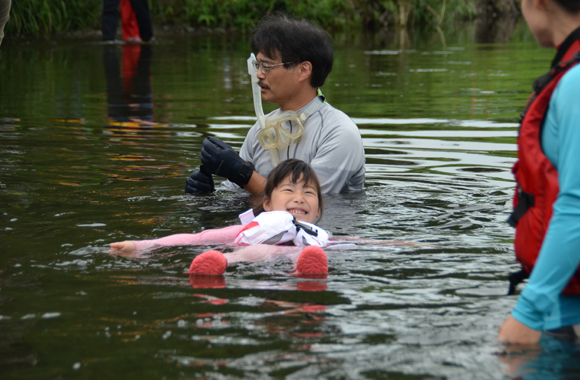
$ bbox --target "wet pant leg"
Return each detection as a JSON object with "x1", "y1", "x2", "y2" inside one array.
[
  {"x1": 128, "y1": 0, "x2": 153, "y2": 42},
  {"x1": 0, "y1": 0, "x2": 11, "y2": 46},
  {"x1": 102, "y1": 0, "x2": 121, "y2": 41}
]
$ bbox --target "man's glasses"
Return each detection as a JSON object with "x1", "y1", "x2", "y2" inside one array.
[{"x1": 252, "y1": 60, "x2": 292, "y2": 74}]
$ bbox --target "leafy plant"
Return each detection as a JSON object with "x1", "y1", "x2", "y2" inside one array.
[
  {"x1": 6, "y1": 0, "x2": 101, "y2": 36},
  {"x1": 4, "y1": 0, "x2": 492, "y2": 38}
]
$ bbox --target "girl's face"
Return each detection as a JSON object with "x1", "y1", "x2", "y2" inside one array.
[{"x1": 263, "y1": 174, "x2": 320, "y2": 223}]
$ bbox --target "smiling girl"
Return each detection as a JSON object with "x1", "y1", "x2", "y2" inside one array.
[{"x1": 110, "y1": 159, "x2": 330, "y2": 276}]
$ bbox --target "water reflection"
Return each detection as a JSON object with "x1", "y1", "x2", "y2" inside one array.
[
  {"x1": 497, "y1": 337, "x2": 580, "y2": 379},
  {"x1": 103, "y1": 44, "x2": 154, "y2": 127},
  {"x1": 475, "y1": 16, "x2": 519, "y2": 44}
]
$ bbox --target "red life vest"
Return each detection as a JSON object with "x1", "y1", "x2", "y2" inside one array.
[{"x1": 507, "y1": 32, "x2": 580, "y2": 296}]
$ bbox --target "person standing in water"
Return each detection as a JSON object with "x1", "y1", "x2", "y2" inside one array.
[
  {"x1": 185, "y1": 13, "x2": 365, "y2": 196},
  {"x1": 499, "y1": 0, "x2": 580, "y2": 343}
]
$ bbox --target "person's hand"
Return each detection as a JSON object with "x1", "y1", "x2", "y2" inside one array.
[
  {"x1": 498, "y1": 315, "x2": 542, "y2": 345},
  {"x1": 185, "y1": 165, "x2": 215, "y2": 195},
  {"x1": 110, "y1": 241, "x2": 137, "y2": 252},
  {"x1": 200, "y1": 136, "x2": 255, "y2": 188}
]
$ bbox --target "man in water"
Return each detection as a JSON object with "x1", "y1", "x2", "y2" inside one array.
[{"x1": 185, "y1": 13, "x2": 365, "y2": 195}]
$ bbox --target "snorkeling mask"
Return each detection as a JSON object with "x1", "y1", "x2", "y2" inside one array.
[
  {"x1": 256, "y1": 111, "x2": 306, "y2": 151},
  {"x1": 247, "y1": 53, "x2": 306, "y2": 167}
]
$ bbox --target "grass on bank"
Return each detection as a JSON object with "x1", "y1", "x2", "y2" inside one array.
[{"x1": 5, "y1": 0, "x2": 482, "y2": 37}]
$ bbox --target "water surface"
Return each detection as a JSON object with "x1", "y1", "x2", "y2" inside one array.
[{"x1": 1, "y1": 21, "x2": 579, "y2": 379}]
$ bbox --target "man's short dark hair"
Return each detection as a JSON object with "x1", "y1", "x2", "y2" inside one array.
[{"x1": 251, "y1": 13, "x2": 333, "y2": 88}]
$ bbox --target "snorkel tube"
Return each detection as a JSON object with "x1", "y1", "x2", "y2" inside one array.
[
  {"x1": 247, "y1": 53, "x2": 307, "y2": 168},
  {"x1": 248, "y1": 53, "x2": 280, "y2": 166},
  {"x1": 247, "y1": 53, "x2": 267, "y2": 131}
]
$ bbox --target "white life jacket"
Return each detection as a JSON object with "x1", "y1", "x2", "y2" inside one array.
[{"x1": 234, "y1": 210, "x2": 330, "y2": 247}]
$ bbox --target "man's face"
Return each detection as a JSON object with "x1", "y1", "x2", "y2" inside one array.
[{"x1": 256, "y1": 51, "x2": 300, "y2": 110}]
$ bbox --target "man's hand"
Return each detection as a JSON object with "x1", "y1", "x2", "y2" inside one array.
[
  {"x1": 200, "y1": 136, "x2": 255, "y2": 188},
  {"x1": 498, "y1": 315, "x2": 542, "y2": 345},
  {"x1": 185, "y1": 165, "x2": 215, "y2": 195}
]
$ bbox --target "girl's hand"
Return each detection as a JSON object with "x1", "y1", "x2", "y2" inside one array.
[
  {"x1": 110, "y1": 241, "x2": 137, "y2": 252},
  {"x1": 498, "y1": 315, "x2": 542, "y2": 345}
]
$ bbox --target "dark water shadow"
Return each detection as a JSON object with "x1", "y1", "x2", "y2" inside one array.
[{"x1": 475, "y1": 15, "x2": 520, "y2": 44}]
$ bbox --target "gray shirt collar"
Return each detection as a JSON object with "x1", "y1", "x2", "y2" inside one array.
[{"x1": 297, "y1": 95, "x2": 325, "y2": 119}]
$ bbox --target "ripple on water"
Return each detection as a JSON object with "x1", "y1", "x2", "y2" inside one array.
[{"x1": 0, "y1": 33, "x2": 574, "y2": 380}]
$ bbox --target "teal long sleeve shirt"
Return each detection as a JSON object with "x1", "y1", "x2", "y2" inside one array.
[{"x1": 512, "y1": 63, "x2": 580, "y2": 330}]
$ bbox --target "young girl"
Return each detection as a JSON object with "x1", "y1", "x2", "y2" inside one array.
[{"x1": 111, "y1": 159, "x2": 331, "y2": 276}]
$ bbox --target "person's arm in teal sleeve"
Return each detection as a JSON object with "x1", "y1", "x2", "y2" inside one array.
[{"x1": 512, "y1": 65, "x2": 580, "y2": 330}]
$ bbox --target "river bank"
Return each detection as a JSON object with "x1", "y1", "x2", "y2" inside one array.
[
  {"x1": 3, "y1": 0, "x2": 520, "y2": 39},
  {"x1": 2, "y1": 17, "x2": 525, "y2": 51}
]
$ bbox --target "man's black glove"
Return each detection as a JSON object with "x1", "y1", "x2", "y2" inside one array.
[
  {"x1": 185, "y1": 165, "x2": 215, "y2": 195},
  {"x1": 200, "y1": 136, "x2": 255, "y2": 188}
]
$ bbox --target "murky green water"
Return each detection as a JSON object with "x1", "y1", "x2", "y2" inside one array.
[{"x1": 1, "y1": 20, "x2": 579, "y2": 379}]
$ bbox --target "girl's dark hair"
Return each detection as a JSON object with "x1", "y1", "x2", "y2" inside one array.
[
  {"x1": 254, "y1": 159, "x2": 323, "y2": 217},
  {"x1": 555, "y1": 0, "x2": 580, "y2": 12},
  {"x1": 251, "y1": 13, "x2": 333, "y2": 88}
]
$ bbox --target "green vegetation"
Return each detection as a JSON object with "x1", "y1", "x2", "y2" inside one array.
[
  {"x1": 6, "y1": 0, "x2": 101, "y2": 36},
  {"x1": 150, "y1": 0, "x2": 352, "y2": 31},
  {"x1": 150, "y1": 0, "x2": 479, "y2": 31},
  {"x1": 5, "y1": 0, "x2": 496, "y2": 37}
]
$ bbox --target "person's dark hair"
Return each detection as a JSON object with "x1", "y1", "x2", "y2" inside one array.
[
  {"x1": 555, "y1": 0, "x2": 580, "y2": 13},
  {"x1": 251, "y1": 13, "x2": 333, "y2": 88},
  {"x1": 254, "y1": 159, "x2": 323, "y2": 218}
]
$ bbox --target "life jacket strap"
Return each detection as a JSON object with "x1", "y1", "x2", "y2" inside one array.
[
  {"x1": 508, "y1": 54, "x2": 580, "y2": 227},
  {"x1": 293, "y1": 218, "x2": 319, "y2": 237},
  {"x1": 518, "y1": 52, "x2": 580, "y2": 132},
  {"x1": 507, "y1": 185, "x2": 535, "y2": 227}
]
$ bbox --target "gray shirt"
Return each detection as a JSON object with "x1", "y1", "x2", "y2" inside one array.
[{"x1": 221, "y1": 96, "x2": 365, "y2": 194}]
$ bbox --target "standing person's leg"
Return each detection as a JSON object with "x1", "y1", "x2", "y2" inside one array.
[
  {"x1": 102, "y1": 0, "x2": 121, "y2": 41},
  {"x1": 128, "y1": 0, "x2": 153, "y2": 42},
  {"x1": 0, "y1": 0, "x2": 11, "y2": 46},
  {"x1": 120, "y1": 0, "x2": 141, "y2": 42}
]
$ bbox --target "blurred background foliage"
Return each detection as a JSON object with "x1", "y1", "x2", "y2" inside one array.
[
  {"x1": 4, "y1": 0, "x2": 519, "y2": 37},
  {"x1": 6, "y1": 0, "x2": 102, "y2": 36}
]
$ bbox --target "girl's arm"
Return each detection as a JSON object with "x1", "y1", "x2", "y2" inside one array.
[{"x1": 111, "y1": 225, "x2": 245, "y2": 252}]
